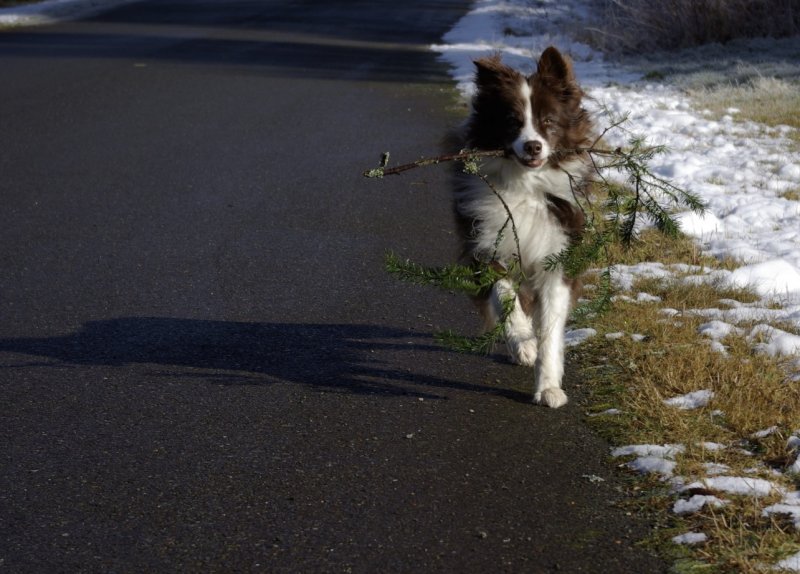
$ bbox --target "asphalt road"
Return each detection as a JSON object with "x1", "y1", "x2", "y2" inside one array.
[{"x1": 0, "y1": 2, "x2": 667, "y2": 572}]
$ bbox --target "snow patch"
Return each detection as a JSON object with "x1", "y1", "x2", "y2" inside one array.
[
  {"x1": 774, "y1": 550, "x2": 800, "y2": 572},
  {"x1": 748, "y1": 325, "x2": 800, "y2": 358},
  {"x1": 752, "y1": 426, "x2": 780, "y2": 439},
  {"x1": 612, "y1": 444, "x2": 684, "y2": 479},
  {"x1": 703, "y1": 462, "x2": 731, "y2": 476},
  {"x1": 671, "y1": 531, "x2": 707, "y2": 545},
  {"x1": 698, "y1": 441, "x2": 727, "y2": 451},
  {"x1": 565, "y1": 327, "x2": 597, "y2": 347},
  {"x1": 588, "y1": 408, "x2": 622, "y2": 417},
  {"x1": 788, "y1": 435, "x2": 800, "y2": 474},
  {"x1": 673, "y1": 494, "x2": 728, "y2": 515},
  {"x1": 611, "y1": 444, "x2": 685, "y2": 459},
  {"x1": 725, "y1": 261, "x2": 800, "y2": 299},
  {"x1": 675, "y1": 211, "x2": 725, "y2": 239},
  {"x1": 698, "y1": 320, "x2": 745, "y2": 341},
  {"x1": 663, "y1": 390, "x2": 714, "y2": 410},
  {"x1": 626, "y1": 456, "x2": 677, "y2": 478},
  {"x1": 763, "y1": 503, "x2": 800, "y2": 530},
  {"x1": 0, "y1": 0, "x2": 135, "y2": 26},
  {"x1": 703, "y1": 476, "x2": 780, "y2": 497}
]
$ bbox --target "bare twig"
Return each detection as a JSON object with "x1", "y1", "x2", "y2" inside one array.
[
  {"x1": 477, "y1": 172, "x2": 525, "y2": 279},
  {"x1": 362, "y1": 149, "x2": 505, "y2": 178},
  {"x1": 363, "y1": 139, "x2": 664, "y2": 180}
]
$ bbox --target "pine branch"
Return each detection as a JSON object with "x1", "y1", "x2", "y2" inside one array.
[
  {"x1": 364, "y1": 111, "x2": 708, "y2": 353},
  {"x1": 384, "y1": 251, "x2": 506, "y2": 297},
  {"x1": 571, "y1": 267, "x2": 613, "y2": 320},
  {"x1": 475, "y1": 172, "x2": 525, "y2": 278},
  {"x1": 435, "y1": 325, "x2": 504, "y2": 355},
  {"x1": 362, "y1": 149, "x2": 505, "y2": 178},
  {"x1": 434, "y1": 291, "x2": 516, "y2": 354}
]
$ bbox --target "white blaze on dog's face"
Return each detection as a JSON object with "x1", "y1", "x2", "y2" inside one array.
[{"x1": 510, "y1": 80, "x2": 550, "y2": 169}]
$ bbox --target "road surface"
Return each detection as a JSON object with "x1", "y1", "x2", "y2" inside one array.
[{"x1": 0, "y1": 1, "x2": 666, "y2": 571}]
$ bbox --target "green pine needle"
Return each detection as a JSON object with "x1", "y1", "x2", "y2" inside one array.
[
  {"x1": 369, "y1": 113, "x2": 706, "y2": 352},
  {"x1": 384, "y1": 251, "x2": 506, "y2": 297},
  {"x1": 434, "y1": 292, "x2": 516, "y2": 354}
]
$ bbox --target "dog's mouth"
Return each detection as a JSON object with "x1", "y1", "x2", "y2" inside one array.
[{"x1": 512, "y1": 154, "x2": 546, "y2": 169}]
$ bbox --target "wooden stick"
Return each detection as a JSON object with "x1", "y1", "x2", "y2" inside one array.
[{"x1": 363, "y1": 149, "x2": 505, "y2": 178}]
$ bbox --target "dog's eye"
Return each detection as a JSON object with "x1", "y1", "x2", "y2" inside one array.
[
  {"x1": 541, "y1": 117, "x2": 558, "y2": 131},
  {"x1": 506, "y1": 113, "x2": 523, "y2": 128}
]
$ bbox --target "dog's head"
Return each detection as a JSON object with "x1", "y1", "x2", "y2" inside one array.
[{"x1": 466, "y1": 47, "x2": 591, "y2": 169}]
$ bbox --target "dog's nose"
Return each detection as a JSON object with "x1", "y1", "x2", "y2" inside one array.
[{"x1": 524, "y1": 140, "x2": 543, "y2": 157}]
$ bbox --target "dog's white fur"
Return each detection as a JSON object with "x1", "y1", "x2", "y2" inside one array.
[
  {"x1": 456, "y1": 153, "x2": 586, "y2": 409},
  {"x1": 510, "y1": 82, "x2": 552, "y2": 165}
]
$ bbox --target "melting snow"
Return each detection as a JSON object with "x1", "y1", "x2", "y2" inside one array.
[
  {"x1": 565, "y1": 328, "x2": 597, "y2": 347},
  {"x1": 673, "y1": 494, "x2": 728, "y2": 515},
  {"x1": 663, "y1": 390, "x2": 714, "y2": 410},
  {"x1": 0, "y1": 0, "x2": 136, "y2": 26},
  {"x1": 698, "y1": 442, "x2": 726, "y2": 451},
  {"x1": 624, "y1": 456, "x2": 676, "y2": 479},
  {"x1": 588, "y1": 408, "x2": 622, "y2": 417},
  {"x1": 774, "y1": 550, "x2": 800, "y2": 572},
  {"x1": 702, "y1": 476, "x2": 780, "y2": 497},
  {"x1": 702, "y1": 462, "x2": 731, "y2": 476},
  {"x1": 752, "y1": 426, "x2": 780, "y2": 439},
  {"x1": 611, "y1": 444, "x2": 685, "y2": 459},
  {"x1": 748, "y1": 325, "x2": 800, "y2": 358},
  {"x1": 671, "y1": 532, "x2": 707, "y2": 545},
  {"x1": 612, "y1": 444, "x2": 684, "y2": 479}
]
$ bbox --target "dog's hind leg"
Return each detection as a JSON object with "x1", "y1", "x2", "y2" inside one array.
[{"x1": 491, "y1": 279, "x2": 538, "y2": 366}]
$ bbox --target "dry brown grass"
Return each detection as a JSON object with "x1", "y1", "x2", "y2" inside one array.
[
  {"x1": 569, "y1": 7, "x2": 800, "y2": 567},
  {"x1": 606, "y1": 229, "x2": 710, "y2": 267},
  {"x1": 573, "y1": 229, "x2": 800, "y2": 571},
  {"x1": 780, "y1": 188, "x2": 800, "y2": 202},
  {"x1": 687, "y1": 76, "x2": 800, "y2": 160},
  {"x1": 590, "y1": 0, "x2": 800, "y2": 53},
  {"x1": 577, "y1": 295, "x2": 800, "y2": 440},
  {"x1": 690, "y1": 77, "x2": 800, "y2": 130}
]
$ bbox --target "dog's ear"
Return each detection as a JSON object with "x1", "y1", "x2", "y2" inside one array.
[
  {"x1": 473, "y1": 54, "x2": 506, "y2": 84},
  {"x1": 536, "y1": 47, "x2": 579, "y2": 98},
  {"x1": 473, "y1": 55, "x2": 521, "y2": 92}
]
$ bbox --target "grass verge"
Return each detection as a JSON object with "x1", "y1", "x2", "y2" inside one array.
[
  {"x1": 569, "y1": 228, "x2": 800, "y2": 572},
  {"x1": 688, "y1": 76, "x2": 800, "y2": 149},
  {"x1": 588, "y1": 0, "x2": 800, "y2": 54},
  {"x1": 567, "y1": 39, "x2": 800, "y2": 568}
]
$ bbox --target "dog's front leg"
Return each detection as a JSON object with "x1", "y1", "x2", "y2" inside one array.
[
  {"x1": 533, "y1": 274, "x2": 571, "y2": 408},
  {"x1": 491, "y1": 279, "x2": 538, "y2": 366}
]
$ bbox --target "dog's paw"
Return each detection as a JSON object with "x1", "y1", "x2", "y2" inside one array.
[
  {"x1": 509, "y1": 338, "x2": 538, "y2": 366},
  {"x1": 534, "y1": 387, "x2": 568, "y2": 409}
]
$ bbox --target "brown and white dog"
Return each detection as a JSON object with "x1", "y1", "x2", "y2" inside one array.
[{"x1": 453, "y1": 47, "x2": 594, "y2": 408}]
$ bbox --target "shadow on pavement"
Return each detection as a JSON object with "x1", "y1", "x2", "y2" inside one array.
[{"x1": 0, "y1": 317, "x2": 530, "y2": 402}]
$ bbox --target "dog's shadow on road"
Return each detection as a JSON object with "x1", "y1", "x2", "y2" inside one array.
[{"x1": 0, "y1": 317, "x2": 528, "y2": 401}]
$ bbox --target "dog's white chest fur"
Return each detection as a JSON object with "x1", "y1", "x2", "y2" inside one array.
[{"x1": 456, "y1": 158, "x2": 581, "y2": 271}]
